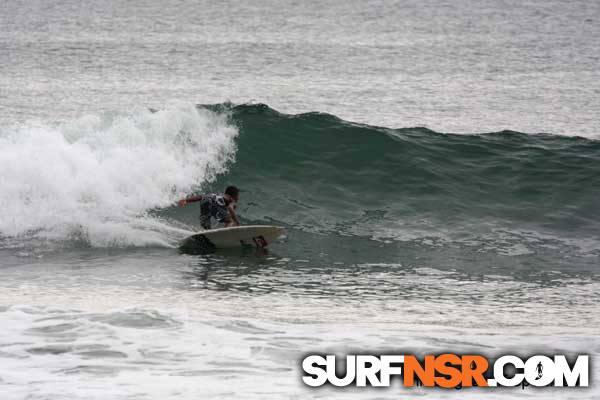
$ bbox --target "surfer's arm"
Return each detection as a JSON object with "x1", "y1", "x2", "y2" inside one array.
[
  {"x1": 228, "y1": 203, "x2": 240, "y2": 226},
  {"x1": 178, "y1": 195, "x2": 203, "y2": 207}
]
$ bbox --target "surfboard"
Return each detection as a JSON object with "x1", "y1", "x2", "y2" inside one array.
[{"x1": 180, "y1": 225, "x2": 285, "y2": 252}]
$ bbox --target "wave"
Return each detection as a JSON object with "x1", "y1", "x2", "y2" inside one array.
[
  {"x1": 1, "y1": 102, "x2": 599, "y2": 255},
  {"x1": 206, "y1": 104, "x2": 600, "y2": 240}
]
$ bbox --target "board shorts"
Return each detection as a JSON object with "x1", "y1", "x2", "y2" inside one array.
[{"x1": 199, "y1": 194, "x2": 230, "y2": 229}]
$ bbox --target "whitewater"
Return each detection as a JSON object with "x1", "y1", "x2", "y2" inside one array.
[{"x1": 0, "y1": 103, "x2": 238, "y2": 247}]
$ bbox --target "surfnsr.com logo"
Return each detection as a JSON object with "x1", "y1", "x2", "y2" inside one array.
[{"x1": 301, "y1": 354, "x2": 589, "y2": 389}]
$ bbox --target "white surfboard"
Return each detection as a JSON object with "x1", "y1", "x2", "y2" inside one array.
[{"x1": 180, "y1": 225, "x2": 285, "y2": 252}]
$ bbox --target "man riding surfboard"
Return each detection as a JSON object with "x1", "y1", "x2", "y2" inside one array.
[{"x1": 178, "y1": 186, "x2": 240, "y2": 230}]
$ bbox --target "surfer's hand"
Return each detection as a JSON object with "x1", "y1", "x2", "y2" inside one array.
[{"x1": 178, "y1": 199, "x2": 187, "y2": 207}]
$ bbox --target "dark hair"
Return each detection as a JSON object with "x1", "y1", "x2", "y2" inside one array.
[{"x1": 225, "y1": 185, "x2": 240, "y2": 198}]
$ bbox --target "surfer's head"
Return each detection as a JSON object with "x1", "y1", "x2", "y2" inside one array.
[{"x1": 224, "y1": 185, "x2": 240, "y2": 202}]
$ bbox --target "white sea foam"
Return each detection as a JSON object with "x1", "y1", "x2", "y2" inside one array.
[{"x1": 0, "y1": 102, "x2": 238, "y2": 247}]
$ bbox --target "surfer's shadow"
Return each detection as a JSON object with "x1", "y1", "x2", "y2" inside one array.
[
  {"x1": 179, "y1": 250, "x2": 283, "y2": 293},
  {"x1": 178, "y1": 242, "x2": 272, "y2": 257}
]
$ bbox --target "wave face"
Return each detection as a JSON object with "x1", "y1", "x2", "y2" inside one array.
[
  {"x1": 204, "y1": 103, "x2": 600, "y2": 261},
  {"x1": 1, "y1": 102, "x2": 599, "y2": 265},
  {"x1": 0, "y1": 103, "x2": 237, "y2": 247}
]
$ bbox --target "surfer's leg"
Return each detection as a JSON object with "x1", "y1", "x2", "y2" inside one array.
[
  {"x1": 200, "y1": 215, "x2": 212, "y2": 230},
  {"x1": 214, "y1": 203, "x2": 233, "y2": 227},
  {"x1": 223, "y1": 215, "x2": 235, "y2": 227},
  {"x1": 199, "y1": 198, "x2": 213, "y2": 229}
]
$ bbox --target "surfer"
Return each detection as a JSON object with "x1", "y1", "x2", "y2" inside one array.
[
  {"x1": 535, "y1": 361, "x2": 543, "y2": 380},
  {"x1": 178, "y1": 186, "x2": 240, "y2": 230}
]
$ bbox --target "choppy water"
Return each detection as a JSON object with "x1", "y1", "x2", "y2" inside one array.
[{"x1": 1, "y1": 0, "x2": 599, "y2": 399}]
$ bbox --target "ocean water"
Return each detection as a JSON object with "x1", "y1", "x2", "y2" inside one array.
[{"x1": 0, "y1": 1, "x2": 599, "y2": 399}]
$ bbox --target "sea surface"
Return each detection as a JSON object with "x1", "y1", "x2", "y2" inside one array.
[{"x1": 1, "y1": 1, "x2": 599, "y2": 399}]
